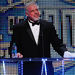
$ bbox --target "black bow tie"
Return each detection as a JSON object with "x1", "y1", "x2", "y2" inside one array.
[{"x1": 29, "y1": 21, "x2": 40, "y2": 26}]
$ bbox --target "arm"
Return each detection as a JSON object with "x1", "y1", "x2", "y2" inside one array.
[
  {"x1": 49, "y1": 23, "x2": 68, "y2": 57},
  {"x1": 47, "y1": 22, "x2": 75, "y2": 58},
  {"x1": 9, "y1": 24, "x2": 23, "y2": 58}
]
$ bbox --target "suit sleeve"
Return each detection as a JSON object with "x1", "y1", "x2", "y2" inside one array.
[
  {"x1": 8, "y1": 25, "x2": 17, "y2": 57},
  {"x1": 8, "y1": 25, "x2": 21, "y2": 57},
  {"x1": 49, "y1": 23, "x2": 68, "y2": 57}
]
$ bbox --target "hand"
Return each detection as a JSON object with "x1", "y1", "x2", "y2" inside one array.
[
  {"x1": 64, "y1": 51, "x2": 75, "y2": 58},
  {"x1": 17, "y1": 53, "x2": 23, "y2": 58}
]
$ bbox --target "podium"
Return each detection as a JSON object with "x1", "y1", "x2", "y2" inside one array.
[{"x1": 0, "y1": 58, "x2": 75, "y2": 75}]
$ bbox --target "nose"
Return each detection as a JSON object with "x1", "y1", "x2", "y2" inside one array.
[{"x1": 35, "y1": 10, "x2": 38, "y2": 13}]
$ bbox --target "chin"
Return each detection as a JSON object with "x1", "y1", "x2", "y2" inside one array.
[{"x1": 34, "y1": 17, "x2": 40, "y2": 21}]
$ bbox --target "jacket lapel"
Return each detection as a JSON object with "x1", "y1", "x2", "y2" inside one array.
[
  {"x1": 38, "y1": 20, "x2": 43, "y2": 46},
  {"x1": 25, "y1": 20, "x2": 36, "y2": 44}
]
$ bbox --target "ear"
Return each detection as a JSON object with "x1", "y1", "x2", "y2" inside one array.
[
  {"x1": 26, "y1": 13, "x2": 28, "y2": 16},
  {"x1": 25, "y1": 11, "x2": 28, "y2": 17}
]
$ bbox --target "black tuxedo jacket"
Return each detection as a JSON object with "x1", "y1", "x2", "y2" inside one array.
[{"x1": 10, "y1": 19, "x2": 67, "y2": 58}]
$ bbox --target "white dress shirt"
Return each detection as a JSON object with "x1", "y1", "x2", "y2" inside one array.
[{"x1": 28, "y1": 21, "x2": 40, "y2": 44}]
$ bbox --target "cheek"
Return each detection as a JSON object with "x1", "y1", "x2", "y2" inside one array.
[
  {"x1": 38, "y1": 11, "x2": 40, "y2": 15},
  {"x1": 30, "y1": 13, "x2": 34, "y2": 17}
]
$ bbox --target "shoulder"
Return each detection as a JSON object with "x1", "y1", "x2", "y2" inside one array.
[
  {"x1": 13, "y1": 20, "x2": 28, "y2": 29},
  {"x1": 40, "y1": 19, "x2": 54, "y2": 28},
  {"x1": 13, "y1": 21, "x2": 25, "y2": 28}
]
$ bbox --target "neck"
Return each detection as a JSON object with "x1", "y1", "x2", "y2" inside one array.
[{"x1": 27, "y1": 17, "x2": 39, "y2": 23}]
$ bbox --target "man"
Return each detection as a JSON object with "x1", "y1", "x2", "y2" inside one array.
[
  {"x1": 12, "y1": 2, "x2": 68, "y2": 58},
  {"x1": 9, "y1": 1, "x2": 74, "y2": 75}
]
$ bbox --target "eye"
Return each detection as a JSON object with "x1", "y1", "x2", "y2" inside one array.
[
  {"x1": 31, "y1": 10, "x2": 34, "y2": 12},
  {"x1": 36, "y1": 9, "x2": 38, "y2": 11}
]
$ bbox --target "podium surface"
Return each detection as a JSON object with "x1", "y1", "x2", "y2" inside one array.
[{"x1": 0, "y1": 58, "x2": 75, "y2": 75}]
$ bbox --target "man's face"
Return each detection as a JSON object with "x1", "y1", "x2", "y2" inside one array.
[{"x1": 26, "y1": 4, "x2": 40, "y2": 21}]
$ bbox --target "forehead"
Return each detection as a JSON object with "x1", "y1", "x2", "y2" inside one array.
[{"x1": 26, "y1": 4, "x2": 38, "y2": 10}]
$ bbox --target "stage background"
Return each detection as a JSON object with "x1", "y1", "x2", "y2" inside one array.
[{"x1": 0, "y1": 0, "x2": 75, "y2": 58}]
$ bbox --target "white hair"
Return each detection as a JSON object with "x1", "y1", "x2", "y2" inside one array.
[{"x1": 25, "y1": 1, "x2": 39, "y2": 12}]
